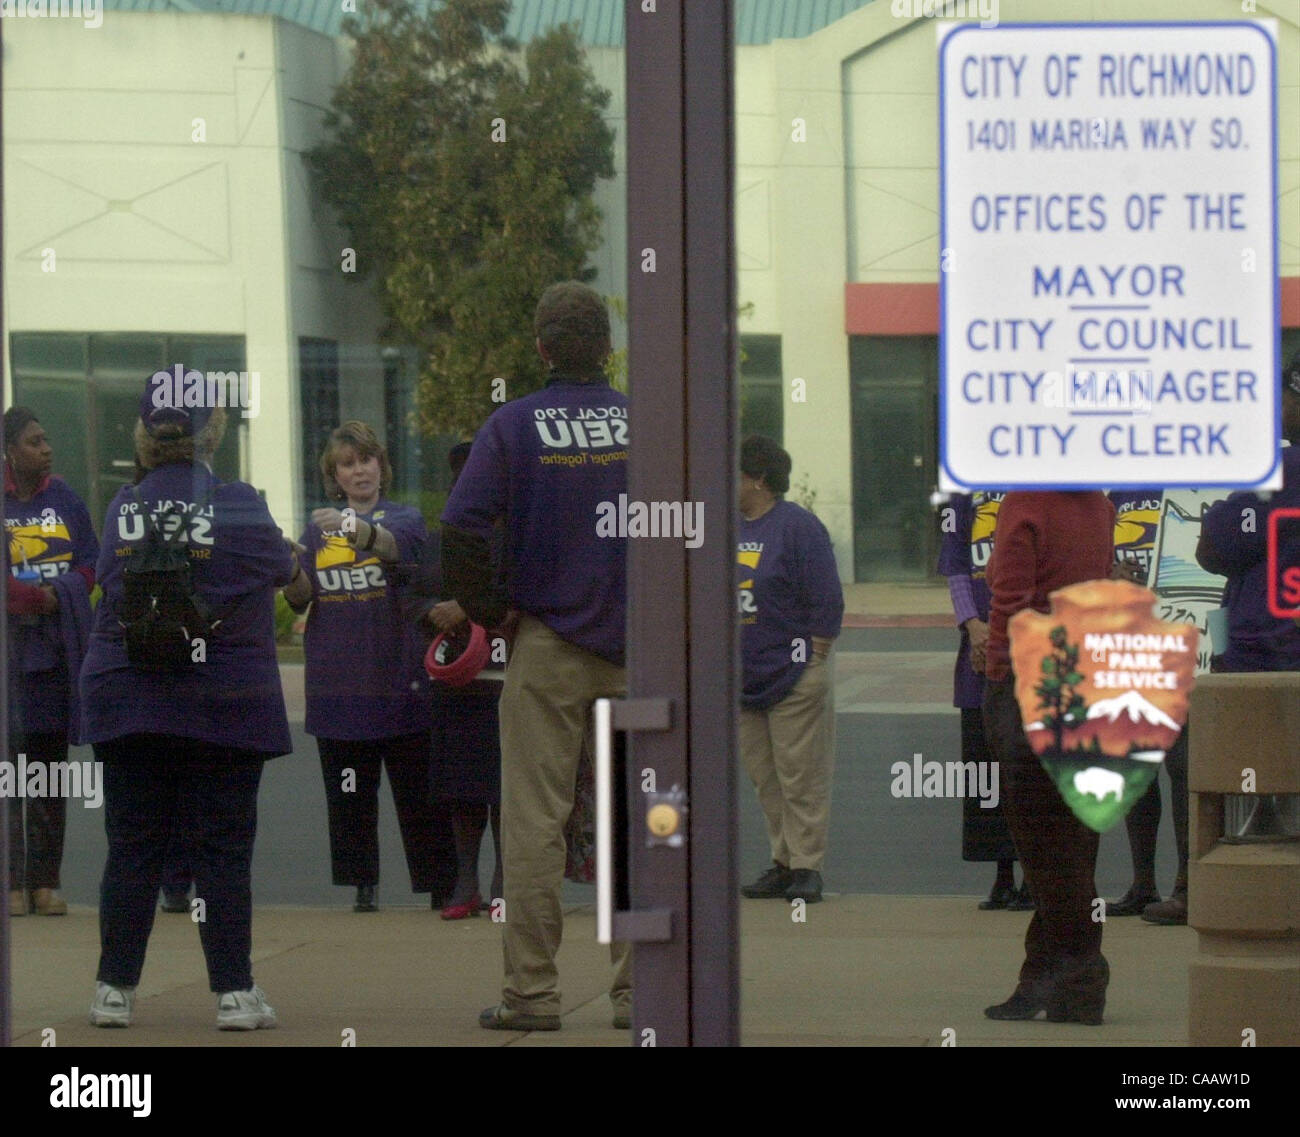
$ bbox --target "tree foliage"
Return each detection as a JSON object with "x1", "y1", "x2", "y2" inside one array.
[
  {"x1": 308, "y1": 0, "x2": 615, "y2": 436},
  {"x1": 1035, "y1": 625, "x2": 1088, "y2": 754}
]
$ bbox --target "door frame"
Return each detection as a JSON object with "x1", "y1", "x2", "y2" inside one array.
[{"x1": 624, "y1": 0, "x2": 740, "y2": 1046}]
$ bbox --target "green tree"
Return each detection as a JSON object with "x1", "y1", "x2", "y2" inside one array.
[
  {"x1": 1035, "y1": 625, "x2": 1088, "y2": 754},
  {"x1": 308, "y1": 0, "x2": 615, "y2": 436}
]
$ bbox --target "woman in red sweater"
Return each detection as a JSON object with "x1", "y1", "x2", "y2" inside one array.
[{"x1": 980, "y1": 490, "x2": 1115, "y2": 1025}]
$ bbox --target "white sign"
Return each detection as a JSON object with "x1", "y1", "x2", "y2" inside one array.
[
  {"x1": 939, "y1": 22, "x2": 1279, "y2": 491},
  {"x1": 1149, "y1": 490, "x2": 1227, "y2": 674}
]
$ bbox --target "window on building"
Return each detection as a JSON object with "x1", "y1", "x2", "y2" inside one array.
[
  {"x1": 382, "y1": 347, "x2": 459, "y2": 520},
  {"x1": 298, "y1": 338, "x2": 342, "y2": 512},
  {"x1": 740, "y1": 334, "x2": 783, "y2": 445},
  {"x1": 849, "y1": 335, "x2": 938, "y2": 581},
  {"x1": 10, "y1": 333, "x2": 244, "y2": 526}
]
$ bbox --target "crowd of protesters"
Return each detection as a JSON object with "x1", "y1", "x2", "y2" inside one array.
[{"x1": 5, "y1": 278, "x2": 1298, "y2": 1034}]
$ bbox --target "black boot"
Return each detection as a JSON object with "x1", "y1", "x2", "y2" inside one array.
[{"x1": 1006, "y1": 883, "x2": 1036, "y2": 911}]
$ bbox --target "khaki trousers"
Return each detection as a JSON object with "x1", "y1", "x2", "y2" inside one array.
[
  {"x1": 498, "y1": 615, "x2": 632, "y2": 1015},
  {"x1": 739, "y1": 653, "x2": 835, "y2": 872}
]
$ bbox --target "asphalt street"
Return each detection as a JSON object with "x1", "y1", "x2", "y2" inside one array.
[{"x1": 46, "y1": 626, "x2": 1182, "y2": 910}]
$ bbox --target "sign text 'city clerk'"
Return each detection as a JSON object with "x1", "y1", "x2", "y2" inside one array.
[{"x1": 939, "y1": 22, "x2": 1278, "y2": 491}]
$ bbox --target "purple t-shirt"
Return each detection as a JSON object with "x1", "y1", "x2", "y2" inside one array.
[
  {"x1": 299, "y1": 500, "x2": 432, "y2": 740},
  {"x1": 936, "y1": 491, "x2": 1003, "y2": 709},
  {"x1": 442, "y1": 377, "x2": 629, "y2": 664},
  {"x1": 738, "y1": 500, "x2": 844, "y2": 711},
  {"x1": 5, "y1": 476, "x2": 99, "y2": 732},
  {"x1": 1199, "y1": 445, "x2": 1300, "y2": 672},
  {"x1": 80, "y1": 462, "x2": 294, "y2": 756},
  {"x1": 1108, "y1": 489, "x2": 1163, "y2": 585}
]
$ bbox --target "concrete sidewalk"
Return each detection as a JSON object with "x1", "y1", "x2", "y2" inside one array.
[
  {"x1": 842, "y1": 582, "x2": 954, "y2": 626},
  {"x1": 9, "y1": 895, "x2": 1194, "y2": 1046}
]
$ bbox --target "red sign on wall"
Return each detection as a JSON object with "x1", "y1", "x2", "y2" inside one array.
[{"x1": 1267, "y1": 508, "x2": 1300, "y2": 619}]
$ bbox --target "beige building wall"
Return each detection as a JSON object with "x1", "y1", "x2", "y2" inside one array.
[{"x1": 281, "y1": 17, "x2": 389, "y2": 447}]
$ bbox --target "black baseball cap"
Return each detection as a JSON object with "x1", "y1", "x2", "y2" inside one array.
[{"x1": 140, "y1": 366, "x2": 216, "y2": 436}]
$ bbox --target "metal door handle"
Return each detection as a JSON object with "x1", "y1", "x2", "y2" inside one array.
[
  {"x1": 594, "y1": 696, "x2": 675, "y2": 944},
  {"x1": 594, "y1": 698, "x2": 615, "y2": 944}
]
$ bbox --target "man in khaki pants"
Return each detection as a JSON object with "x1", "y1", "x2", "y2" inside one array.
[
  {"x1": 737, "y1": 435, "x2": 843, "y2": 904},
  {"x1": 441, "y1": 283, "x2": 631, "y2": 1031}
]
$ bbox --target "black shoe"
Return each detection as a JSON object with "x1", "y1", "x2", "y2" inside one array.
[
  {"x1": 1105, "y1": 886, "x2": 1161, "y2": 918},
  {"x1": 978, "y1": 883, "x2": 1016, "y2": 910},
  {"x1": 353, "y1": 885, "x2": 378, "y2": 913},
  {"x1": 160, "y1": 887, "x2": 190, "y2": 913},
  {"x1": 984, "y1": 989, "x2": 1046, "y2": 1020},
  {"x1": 784, "y1": 869, "x2": 823, "y2": 904},
  {"x1": 1006, "y1": 884, "x2": 1035, "y2": 911},
  {"x1": 479, "y1": 1003, "x2": 561, "y2": 1031},
  {"x1": 741, "y1": 863, "x2": 792, "y2": 899},
  {"x1": 1141, "y1": 889, "x2": 1187, "y2": 925}
]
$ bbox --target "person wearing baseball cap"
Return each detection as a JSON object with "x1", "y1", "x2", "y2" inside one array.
[
  {"x1": 82, "y1": 368, "x2": 294, "y2": 1030},
  {"x1": 441, "y1": 281, "x2": 632, "y2": 1031}
]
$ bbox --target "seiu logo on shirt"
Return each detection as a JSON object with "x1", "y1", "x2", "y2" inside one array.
[
  {"x1": 116, "y1": 501, "x2": 214, "y2": 546},
  {"x1": 737, "y1": 542, "x2": 763, "y2": 623},
  {"x1": 1114, "y1": 501, "x2": 1161, "y2": 574},
  {"x1": 533, "y1": 406, "x2": 629, "y2": 449},
  {"x1": 7, "y1": 519, "x2": 75, "y2": 576},
  {"x1": 315, "y1": 534, "x2": 386, "y2": 594},
  {"x1": 970, "y1": 492, "x2": 1004, "y2": 576}
]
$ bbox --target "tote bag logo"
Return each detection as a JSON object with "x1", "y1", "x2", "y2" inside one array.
[{"x1": 1008, "y1": 579, "x2": 1198, "y2": 833}]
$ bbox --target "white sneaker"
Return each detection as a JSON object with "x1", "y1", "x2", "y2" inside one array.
[
  {"x1": 216, "y1": 985, "x2": 277, "y2": 1031},
  {"x1": 89, "y1": 982, "x2": 135, "y2": 1028}
]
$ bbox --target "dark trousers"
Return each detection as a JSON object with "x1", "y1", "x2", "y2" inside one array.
[
  {"x1": 1165, "y1": 727, "x2": 1189, "y2": 884},
  {"x1": 959, "y1": 707, "x2": 1017, "y2": 862},
  {"x1": 7, "y1": 732, "x2": 70, "y2": 891},
  {"x1": 95, "y1": 734, "x2": 263, "y2": 993},
  {"x1": 318, "y1": 733, "x2": 454, "y2": 895},
  {"x1": 983, "y1": 678, "x2": 1107, "y2": 1001},
  {"x1": 160, "y1": 790, "x2": 196, "y2": 894},
  {"x1": 1121, "y1": 725, "x2": 1190, "y2": 890}
]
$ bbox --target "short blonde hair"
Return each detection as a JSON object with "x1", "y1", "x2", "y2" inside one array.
[
  {"x1": 320, "y1": 420, "x2": 392, "y2": 501},
  {"x1": 134, "y1": 407, "x2": 227, "y2": 470}
]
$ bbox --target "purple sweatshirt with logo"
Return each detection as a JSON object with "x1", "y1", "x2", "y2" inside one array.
[
  {"x1": 1197, "y1": 445, "x2": 1300, "y2": 672},
  {"x1": 442, "y1": 376, "x2": 629, "y2": 664},
  {"x1": 298, "y1": 500, "x2": 432, "y2": 740},
  {"x1": 1108, "y1": 489, "x2": 1164, "y2": 584},
  {"x1": 80, "y1": 462, "x2": 295, "y2": 755},
  {"x1": 738, "y1": 500, "x2": 844, "y2": 710},
  {"x1": 936, "y1": 491, "x2": 1002, "y2": 709},
  {"x1": 5, "y1": 476, "x2": 99, "y2": 735}
]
